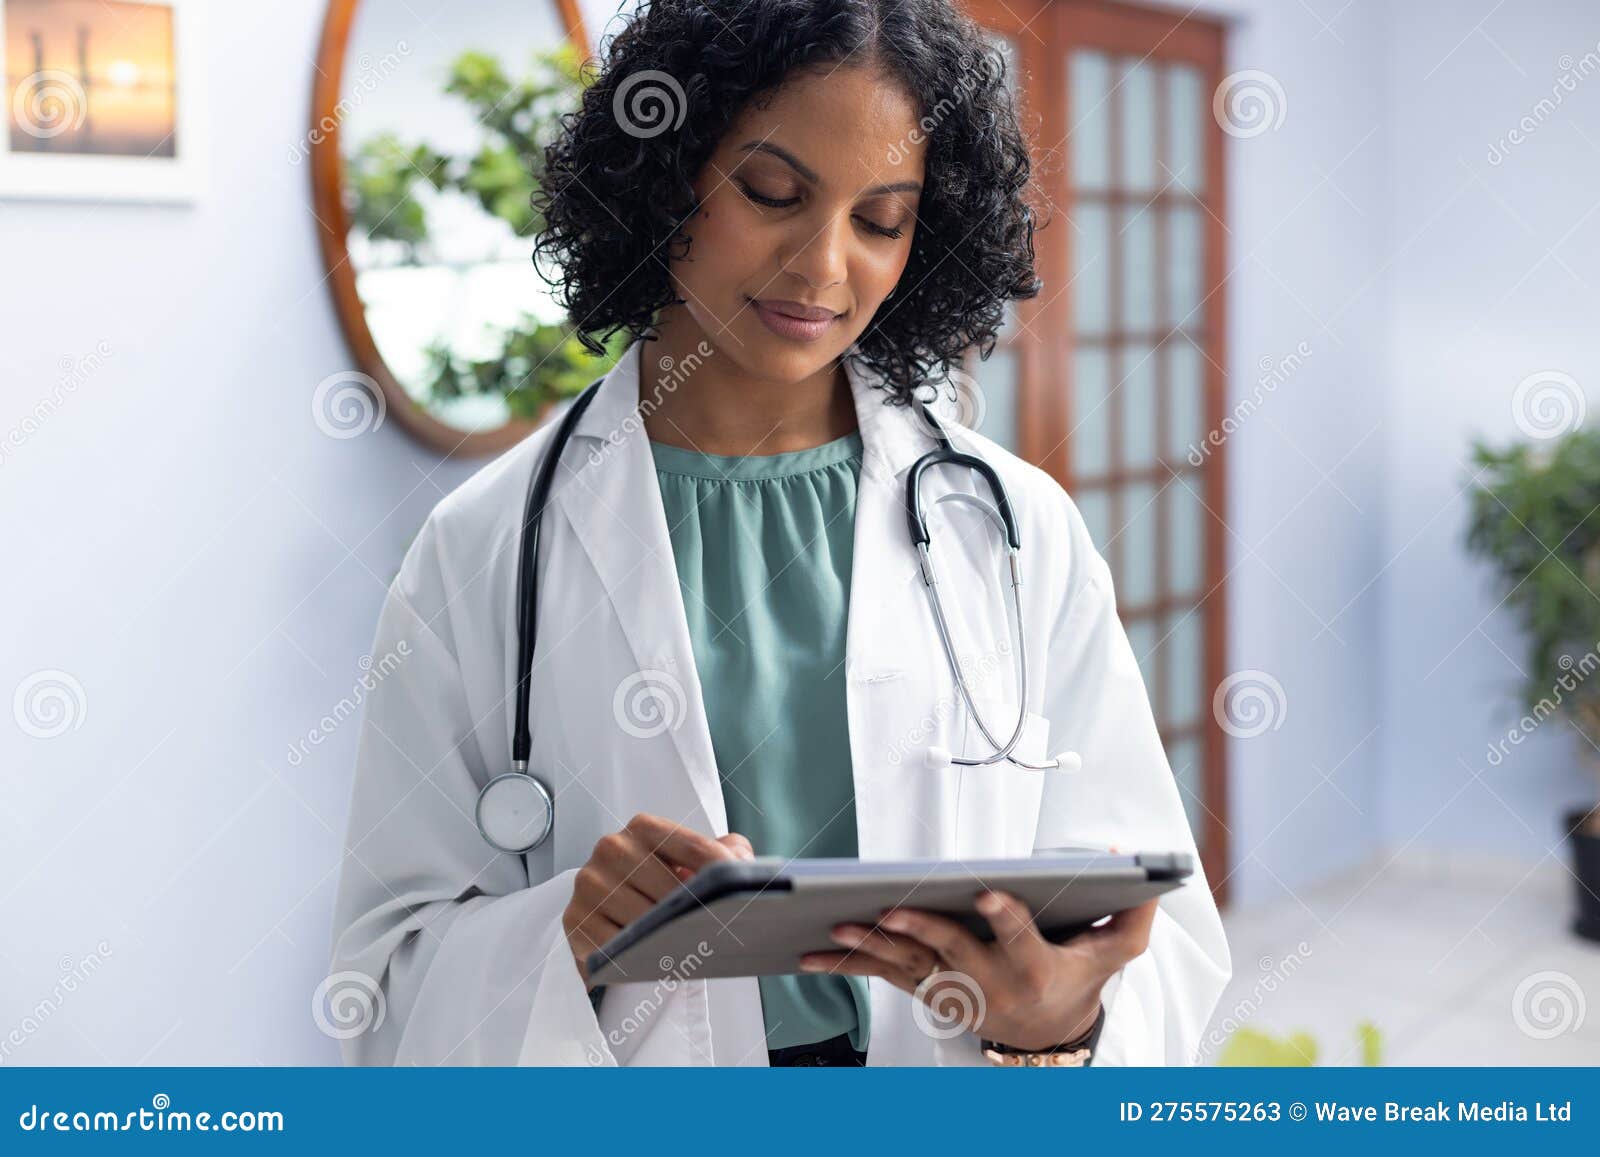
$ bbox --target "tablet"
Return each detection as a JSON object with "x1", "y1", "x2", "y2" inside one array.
[{"x1": 585, "y1": 850, "x2": 1192, "y2": 986}]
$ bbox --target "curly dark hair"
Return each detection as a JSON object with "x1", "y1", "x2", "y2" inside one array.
[{"x1": 531, "y1": 0, "x2": 1041, "y2": 405}]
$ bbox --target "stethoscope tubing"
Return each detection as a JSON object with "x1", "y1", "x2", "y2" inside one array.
[
  {"x1": 909, "y1": 401, "x2": 1058, "y2": 771},
  {"x1": 479, "y1": 384, "x2": 1064, "y2": 855}
]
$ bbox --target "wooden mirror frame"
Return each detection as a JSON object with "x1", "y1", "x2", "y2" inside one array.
[{"x1": 309, "y1": 0, "x2": 592, "y2": 457}]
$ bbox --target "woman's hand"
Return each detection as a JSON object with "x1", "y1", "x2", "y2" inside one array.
[
  {"x1": 563, "y1": 813, "x2": 753, "y2": 987},
  {"x1": 799, "y1": 889, "x2": 1160, "y2": 1051}
]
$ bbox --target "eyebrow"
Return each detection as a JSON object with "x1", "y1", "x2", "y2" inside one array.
[{"x1": 735, "y1": 140, "x2": 923, "y2": 195}]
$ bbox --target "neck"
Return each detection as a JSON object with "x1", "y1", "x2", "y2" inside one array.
[{"x1": 639, "y1": 314, "x2": 858, "y2": 456}]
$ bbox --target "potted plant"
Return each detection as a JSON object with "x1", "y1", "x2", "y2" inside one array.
[{"x1": 1465, "y1": 425, "x2": 1600, "y2": 941}]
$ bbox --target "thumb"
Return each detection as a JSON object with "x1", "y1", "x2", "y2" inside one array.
[{"x1": 1078, "y1": 896, "x2": 1160, "y2": 960}]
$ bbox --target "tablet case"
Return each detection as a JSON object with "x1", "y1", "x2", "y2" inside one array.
[{"x1": 586, "y1": 851, "x2": 1192, "y2": 986}]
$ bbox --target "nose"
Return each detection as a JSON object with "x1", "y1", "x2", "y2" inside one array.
[{"x1": 781, "y1": 209, "x2": 849, "y2": 291}]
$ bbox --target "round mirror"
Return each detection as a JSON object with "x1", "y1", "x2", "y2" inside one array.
[{"x1": 310, "y1": 0, "x2": 622, "y2": 456}]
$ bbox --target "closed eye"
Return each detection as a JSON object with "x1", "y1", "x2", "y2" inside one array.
[
  {"x1": 738, "y1": 181, "x2": 906, "y2": 239},
  {"x1": 737, "y1": 181, "x2": 798, "y2": 209},
  {"x1": 858, "y1": 217, "x2": 905, "y2": 240}
]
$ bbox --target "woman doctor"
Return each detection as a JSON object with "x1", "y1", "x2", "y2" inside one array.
[{"x1": 329, "y1": 0, "x2": 1230, "y2": 1067}]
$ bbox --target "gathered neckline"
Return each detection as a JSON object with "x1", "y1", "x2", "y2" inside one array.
[{"x1": 649, "y1": 429, "x2": 863, "y2": 481}]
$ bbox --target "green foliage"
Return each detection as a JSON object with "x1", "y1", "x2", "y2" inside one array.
[
  {"x1": 439, "y1": 46, "x2": 585, "y2": 238},
  {"x1": 342, "y1": 43, "x2": 619, "y2": 418},
  {"x1": 1216, "y1": 1021, "x2": 1382, "y2": 1066},
  {"x1": 1464, "y1": 427, "x2": 1600, "y2": 742},
  {"x1": 344, "y1": 135, "x2": 450, "y2": 247},
  {"x1": 423, "y1": 324, "x2": 630, "y2": 422}
]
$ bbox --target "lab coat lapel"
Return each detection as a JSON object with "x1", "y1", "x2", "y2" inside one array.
[
  {"x1": 841, "y1": 356, "x2": 954, "y2": 862},
  {"x1": 551, "y1": 343, "x2": 728, "y2": 836}
]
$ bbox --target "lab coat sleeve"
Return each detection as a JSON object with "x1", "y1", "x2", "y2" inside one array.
[
  {"x1": 1031, "y1": 494, "x2": 1232, "y2": 1065},
  {"x1": 326, "y1": 518, "x2": 612, "y2": 1066}
]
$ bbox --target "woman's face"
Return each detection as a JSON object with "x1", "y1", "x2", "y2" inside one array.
[{"x1": 666, "y1": 63, "x2": 927, "y2": 385}]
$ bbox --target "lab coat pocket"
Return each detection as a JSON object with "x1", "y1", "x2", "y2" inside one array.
[
  {"x1": 952, "y1": 698, "x2": 1050, "y2": 858},
  {"x1": 596, "y1": 975, "x2": 715, "y2": 1065}
]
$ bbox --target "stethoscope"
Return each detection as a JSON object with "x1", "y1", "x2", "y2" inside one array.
[
  {"x1": 475, "y1": 377, "x2": 1078, "y2": 856},
  {"x1": 906, "y1": 413, "x2": 1081, "y2": 778}
]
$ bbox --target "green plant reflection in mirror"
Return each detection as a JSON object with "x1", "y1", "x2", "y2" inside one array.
[{"x1": 340, "y1": 18, "x2": 622, "y2": 433}]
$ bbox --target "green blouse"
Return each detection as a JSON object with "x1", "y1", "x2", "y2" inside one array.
[{"x1": 650, "y1": 429, "x2": 871, "y2": 1052}]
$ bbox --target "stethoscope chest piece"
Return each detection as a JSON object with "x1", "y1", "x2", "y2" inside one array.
[{"x1": 476, "y1": 770, "x2": 554, "y2": 855}]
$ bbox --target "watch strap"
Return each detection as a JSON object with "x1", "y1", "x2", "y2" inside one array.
[{"x1": 981, "y1": 1002, "x2": 1105, "y2": 1065}]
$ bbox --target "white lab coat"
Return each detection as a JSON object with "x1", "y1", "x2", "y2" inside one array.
[{"x1": 328, "y1": 340, "x2": 1230, "y2": 1066}]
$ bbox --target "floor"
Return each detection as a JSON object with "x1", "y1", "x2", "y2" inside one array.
[{"x1": 1209, "y1": 850, "x2": 1600, "y2": 1065}]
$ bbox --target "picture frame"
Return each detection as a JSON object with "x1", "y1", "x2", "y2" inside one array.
[{"x1": 0, "y1": 0, "x2": 206, "y2": 202}]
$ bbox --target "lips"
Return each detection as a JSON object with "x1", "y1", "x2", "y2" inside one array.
[
  {"x1": 754, "y1": 299, "x2": 841, "y2": 322},
  {"x1": 749, "y1": 298, "x2": 842, "y2": 343}
]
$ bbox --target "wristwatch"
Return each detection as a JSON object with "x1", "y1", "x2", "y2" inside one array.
[{"x1": 981, "y1": 1003, "x2": 1106, "y2": 1067}]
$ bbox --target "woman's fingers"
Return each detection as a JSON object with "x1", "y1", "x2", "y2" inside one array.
[
  {"x1": 825, "y1": 924, "x2": 939, "y2": 979},
  {"x1": 672, "y1": 833, "x2": 754, "y2": 882},
  {"x1": 798, "y1": 950, "x2": 923, "y2": 994},
  {"x1": 625, "y1": 813, "x2": 738, "y2": 872},
  {"x1": 875, "y1": 906, "x2": 991, "y2": 978},
  {"x1": 976, "y1": 890, "x2": 1045, "y2": 951},
  {"x1": 593, "y1": 833, "x2": 683, "y2": 900},
  {"x1": 592, "y1": 880, "x2": 657, "y2": 928},
  {"x1": 566, "y1": 816, "x2": 745, "y2": 976},
  {"x1": 572, "y1": 857, "x2": 657, "y2": 924}
]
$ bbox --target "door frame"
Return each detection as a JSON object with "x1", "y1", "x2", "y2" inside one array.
[{"x1": 961, "y1": 0, "x2": 1231, "y2": 905}]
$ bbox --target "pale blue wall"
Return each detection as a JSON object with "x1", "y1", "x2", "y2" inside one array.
[{"x1": 1378, "y1": 0, "x2": 1600, "y2": 864}]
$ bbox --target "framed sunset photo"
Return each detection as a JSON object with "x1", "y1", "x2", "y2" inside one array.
[{"x1": 0, "y1": 0, "x2": 205, "y2": 201}]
